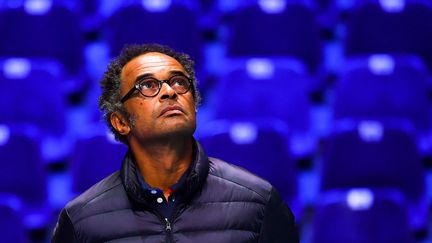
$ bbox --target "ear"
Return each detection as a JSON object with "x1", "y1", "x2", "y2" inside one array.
[{"x1": 110, "y1": 112, "x2": 131, "y2": 136}]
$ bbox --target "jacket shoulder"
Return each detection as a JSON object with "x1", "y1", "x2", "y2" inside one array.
[
  {"x1": 208, "y1": 157, "x2": 273, "y2": 201},
  {"x1": 63, "y1": 171, "x2": 128, "y2": 223},
  {"x1": 207, "y1": 158, "x2": 299, "y2": 243}
]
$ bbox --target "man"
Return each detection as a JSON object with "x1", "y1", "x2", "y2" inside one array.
[{"x1": 52, "y1": 44, "x2": 299, "y2": 242}]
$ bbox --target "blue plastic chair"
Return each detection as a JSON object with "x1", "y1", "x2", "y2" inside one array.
[
  {"x1": 212, "y1": 58, "x2": 312, "y2": 134},
  {"x1": 198, "y1": 118, "x2": 297, "y2": 204},
  {"x1": 226, "y1": 2, "x2": 322, "y2": 72},
  {"x1": 104, "y1": 2, "x2": 203, "y2": 66},
  {"x1": 0, "y1": 201, "x2": 30, "y2": 243},
  {"x1": 70, "y1": 133, "x2": 128, "y2": 194},
  {"x1": 0, "y1": 125, "x2": 52, "y2": 229},
  {"x1": 312, "y1": 188, "x2": 415, "y2": 243},
  {"x1": 344, "y1": 1, "x2": 432, "y2": 69},
  {"x1": 333, "y1": 54, "x2": 430, "y2": 132},
  {"x1": 0, "y1": 58, "x2": 67, "y2": 136},
  {"x1": 321, "y1": 120, "x2": 427, "y2": 231},
  {"x1": 0, "y1": 2, "x2": 84, "y2": 74}
]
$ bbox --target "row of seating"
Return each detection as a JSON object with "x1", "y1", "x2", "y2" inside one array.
[
  {"x1": 0, "y1": 116, "x2": 426, "y2": 240},
  {"x1": 1, "y1": 53, "x2": 430, "y2": 157},
  {"x1": 311, "y1": 188, "x2": 416, "y2": 243},
  {"x1": 0, "y1": 0, "x2": 431, "y2": 77},
  {"x1": 0, "y1": 0, "x2": 430, "y2": 241},
  {"x1": 0, "y1": 125, "x2": 126, "y2": 236},
  {"x1": 0, "y1": 202, "x2": 30, "y2": 243}
]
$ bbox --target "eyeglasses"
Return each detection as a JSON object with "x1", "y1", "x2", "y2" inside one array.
[{"x1": 120, "y1": 75, "x2": 193, "y2": 103}]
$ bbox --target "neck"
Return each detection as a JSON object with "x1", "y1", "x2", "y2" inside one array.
[{"x1": 130, "y1": 136, "x2": 194, "y2": 193}]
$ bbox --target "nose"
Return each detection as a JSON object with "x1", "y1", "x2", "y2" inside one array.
[{"x1": 159, "y1": 82, "x2": 177, "y2": 100}]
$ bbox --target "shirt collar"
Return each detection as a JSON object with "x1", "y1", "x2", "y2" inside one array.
[
  {"x1": 135, "y1": 161, "x2": 193, "y2": 196},
  {"x1": 121, "y1": 138, "x2": 210, "y2": 205},
  {"x1": 134, "y1": 144, "x2": 196, "y2": 196}
]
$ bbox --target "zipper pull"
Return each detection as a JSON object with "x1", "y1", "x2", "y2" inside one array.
[{"x1": 165, "y1": 218, "x2": 172, "y2": 231}]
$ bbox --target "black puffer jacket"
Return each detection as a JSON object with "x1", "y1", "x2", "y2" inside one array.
[{"x1": 52, "y1": 141, "x2": 299, "y2": 242}]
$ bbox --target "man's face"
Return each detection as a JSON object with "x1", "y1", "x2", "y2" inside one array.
[{"x1": 118, "y1": 52, "x2": 196, "y2": 143}]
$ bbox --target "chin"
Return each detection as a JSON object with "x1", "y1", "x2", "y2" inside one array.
[{"x1": 161, "y1": 121, "x2": 196, "y2": 136}]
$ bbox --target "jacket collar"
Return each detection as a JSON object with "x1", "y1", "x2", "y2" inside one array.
[{"x1": 120, "y1": 138, "x2": 210, "y2": 206}]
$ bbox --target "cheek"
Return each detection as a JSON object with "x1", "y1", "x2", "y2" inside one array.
[
  {"x1": 130, "y1": 102, "x2": 155, "y2": 123},
  {"x1": 185, "y1": 103, "x2": 196, "y2": 117},
  {"x1": 185, "y1": 94, "x2": 196, "y2": 109}
]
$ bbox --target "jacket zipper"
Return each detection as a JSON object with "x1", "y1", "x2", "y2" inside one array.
[
  {"x1": 153, "y1": 199, "x2": 185, "y2": 242},
  {"x1": 153, "y1": 210, "x2": 173, "y2": 243},
  {"x1": 164, "y1": 217, "x2": 174, "y2": 243},
  {"x1": 165, "y1": 218, "x2": 171, "y2": 231},
  {"x1": 163, "y1": 203, "x2": 187, "y2": 243}
]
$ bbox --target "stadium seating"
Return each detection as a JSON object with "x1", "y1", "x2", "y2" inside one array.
[
  {"x1": 70, "y1": 132, "x2": 127, "y2": 194},
  {"x1": 198, "y1": 118, "x2": 297, "y2": 203},
  {"x1": 312, "y1": 188, "x2": 415, "y2": 243}
]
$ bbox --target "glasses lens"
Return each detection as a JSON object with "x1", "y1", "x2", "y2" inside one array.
[
  {"x1": 169, "y1": 76, "x2": 190, "y2": 94},
  {"x1": 138, "y1": 79, "x2": 160, "y2": 97}
]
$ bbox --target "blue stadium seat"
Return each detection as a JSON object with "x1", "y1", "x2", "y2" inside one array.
[
  {"x1": 0, "y1": 58, "x2": 67, "y2": 136},
  {"x1": 344, "y1": 0, "x2": 432, "y2": 69},
  {"x1": 197, "y1": 118, "x2": 297, "y2": 204},
  {"x1": 225, "y1": 1, "x2": 322, "y2": 72},
  {"x1": 333, "y1": 54, "x2": 431, "y2": 132},
  {"x1": 320, "y1": 120, "x2": 427, "y2": 230},
  {"x1": 0, "y1": 1, "x2": 85, "y2": 74},
  {"x1": 209, "y1": 57, "x2": 316, "y2": 157},
  {"x1": 0, "y1": 125, "x2": 47, "y2": 205},
  {"x1": 212, "y1": 58, "x2": 312, "y2": 134},
  {"x1": 104, "y1": 2, "x2": 203, "y2": 65},
  {"x1": 0, "y1": 200, "x2": 30, "y2": 243},
  {"x1": 312, "y1": 188, "x2": 415, "y2": 243},
  {"x1": 0, "y1": 125, "x2": 52, "y2": 228},
  {"x1": 70, "y1": 132, "x2": 127, "y2": 194}
]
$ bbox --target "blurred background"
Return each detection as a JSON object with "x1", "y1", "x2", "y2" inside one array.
[{"x1": 0, "y1": 0, "x2": 431, "y2": 242}]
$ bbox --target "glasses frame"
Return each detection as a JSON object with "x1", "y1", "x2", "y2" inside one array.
[{"x1": 120, "y1": 75, "x2": 193, "y2": 103}]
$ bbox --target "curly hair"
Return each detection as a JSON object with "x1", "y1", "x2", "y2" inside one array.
[{"x1": 98, "y1": 43, "x2": 201, "y2": 144}]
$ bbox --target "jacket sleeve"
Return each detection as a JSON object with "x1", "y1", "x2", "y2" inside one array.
[
  {"x1": 51, "y1": 208, "x2": 79, "y2": 243},
  {"x1": 259, "y1": 187, "x2": 299, "y2": 243}
]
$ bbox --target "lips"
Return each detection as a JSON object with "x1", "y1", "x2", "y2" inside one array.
[{"x1": 159, "y1": 105, "x2": 184, "y2": 117}]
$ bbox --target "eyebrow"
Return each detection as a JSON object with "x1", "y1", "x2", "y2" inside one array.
[{"x1": 134, "y1": 70, "x2": 188, "y2": 83}]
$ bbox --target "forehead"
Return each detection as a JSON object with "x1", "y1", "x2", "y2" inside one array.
[{"x1": 121, "y1": 52, "x2": 186, "y2": 81}]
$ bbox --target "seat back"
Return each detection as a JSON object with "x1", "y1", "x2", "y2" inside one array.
[
  {"x1": 213, "y1": 58, "x2": 312, "y2": 133},
  {"x1": 0, "y1": 203, "x2": 30, "y2": 243},
  {"x1": 321, "y1": 120, "x2": 425, "y2": 202},
  {"x1": 105, "y1": 3, "x2": 203, "y2": 65},
  {"x1": 312, "y1": 188, "x2": 415, "y2": 243},
  {"x1": 0, "y1": 58, "x2": 67, "y2": 136},
  {"x1": 345, "y1": 2, "x2": 432, "y2": 68},
  {"x1": 0, "y1": 125, "x2": 47, "y2": 205},
  {"x1": 198, "y1": 118, "x2": 297, "y2": 201},
  {"x1": 334, "y1": 54, "x2": 430, "y2": 131},
  {"x1": 70, "y1": 133, "x2": 127, "y2": 193},
  {"x1": 0, "y1": 4, "x2": 84, "y2": 73},
  {"x1": 226, "y1": 2, "x2": 321, "y2": 72}
]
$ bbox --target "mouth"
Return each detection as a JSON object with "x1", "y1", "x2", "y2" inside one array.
[{"x1": 159, "y1": 105, "x2": 185, "y2": 117}]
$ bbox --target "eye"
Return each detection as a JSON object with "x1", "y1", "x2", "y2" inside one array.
[
  {"x1": 170, "y1": 76, "x2": 188, "y2": 87},
  {"x1": 139, "y1": 79, "x2": 159, "y2": 90}
]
